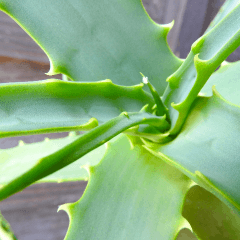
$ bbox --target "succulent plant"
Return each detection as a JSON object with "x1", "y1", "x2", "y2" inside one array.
[{"x1": 0, "y1": 0, "x2": 240, "y2": 239}]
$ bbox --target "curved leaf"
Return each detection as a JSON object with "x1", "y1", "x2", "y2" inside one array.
[
  {"x1": 0, "y1": 133, "x2": 106, "y2": 185},
  {"x1": 183, "y1": 185, "x2": 240, "y2": 240},
  {"x1": 0, "y1": 79, "x2": 154, "y2": 138},
  {"x1": 60, "y1": 134, "x2": 192, "y2": 240},
  {"x1": 162, "y1": 3, "x2": 240, "y2": 135},
  {"x1": 0, "y1": 0, "x2": 182, "y2": 94},
  {"x1": 152, "y1": 91, "x2": 240, "y2": 215},
  {"x1": 0, "y1": 111, "x2": 168, "y2": 201}
]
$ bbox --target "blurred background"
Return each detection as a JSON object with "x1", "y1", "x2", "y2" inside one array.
[{"x1": 0, "y1": 0, "x2": 240, "y2": 239}]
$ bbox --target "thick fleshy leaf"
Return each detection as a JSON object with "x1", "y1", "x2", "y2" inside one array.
[
  {"x1": 0, "y1": 0, "x2": 182, "y2": 94},
  {"x1": 0, "y1": 111, "x2": 168, "y2": 201},
  {"x1": 0, "y1": 133, "x2": 106, "y2": 185},
  {"x1": 0, "y1": 79, "x2": 155, "y2": 138},
  {"x1": 162, "y1": 3, "x2": 240, "y2": 135},
  {"x1": 151, "y1": 90, "x2": 240, "y2": 215},
  {"x1": 183, "y1": 185, "x2": 240, "y2": 240},
  {"x1": 201, "y1": 61, "x2": 240, "y2": 106},
  {"x1": 60, "y1": 134, "x2": 192, "y2": 240}
]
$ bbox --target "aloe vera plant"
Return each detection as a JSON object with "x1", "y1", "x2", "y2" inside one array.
[{"x1": 0, "y1": 0, "x2": 240, "y2": 239}]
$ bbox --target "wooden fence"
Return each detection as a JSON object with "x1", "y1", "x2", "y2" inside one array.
[{"x1": 0, "y1": 1, "x2": 239, "y2": 239}]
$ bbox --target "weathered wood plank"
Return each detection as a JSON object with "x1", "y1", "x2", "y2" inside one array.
[
  {"x1": 0, "y1": 181, "x2": 197, "y2": 240},
  {"x1": 0, "y1": 0, "x2": 238, "y2": 62},
  {"x1": 0, "y1": 57, "x2": 51, "y2": 83},
  {"x1": 0, "y1": 12, "x2": 49, "y2": 63},
  {"x1": 0, "y1": 3, "x2": 239, "y2": 240},
  {"x1": 142, "y1": 0, "x2": 188, "y2": 54},
  {"x1": 0, "y1": 57, "x2": 68, "y2": 151},
  {"x1": 0, "y1": 182, "x2": 87, "y2": 240},
  {"x1": 200, "y1": 0, "x2": 226, "y2": 36},
  {"x1": 174, "y1": 0, "x2": 239, "y2": 61},
  {"x1": 0, "y1": 132, "x2": 69, "y2": 150},
  {"x1": 0, "y1": 0, "x2": 207, "y2": 61},
  {"x1": 164, "y1": 0, "x2": 188, "y2": 54},
  {"x1": 142, "y1": 0, "x2": 168, "y2": 23},
  {"x1": 228, "y1": 47, "x2": 240, "y2": 62},
  {"x1": 175, "y1": 0, "x2": 210, "y2": 58}
]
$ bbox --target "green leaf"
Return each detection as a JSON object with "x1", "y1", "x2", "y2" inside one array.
[
  {"x1": 183, "y1": 185, "x2": 240, "y2": 240},
  {"x1": 162, "y1": 3, "x2": 240, "y2": 135},
  {"x1": 0, "y1": 79, "x2": 154, "y2": 138},
  {"x1": 59, "y1": 134, "x2": 192, "y2": 240},
  {"x1": 201, "y1": 61, "x2": 240, "y2": 106},
  {"x1": 0, "y1": 111, "x2": 168, "y2": 201},
  {"x1": 152, "y1": 90, "x2": 240, "y2": 215},
  {"x1": 0, "y1": 212, "x2": 17, "y2": 240},
  {"x1": 0, "y1": 0, "x2": 182, "y2": 94},
  {"x1": 0, "y1": 133, "x2": 106, "y2": 185},
  {"x1": 205, "y1": 0, "x2": 240, "y2": 33}
]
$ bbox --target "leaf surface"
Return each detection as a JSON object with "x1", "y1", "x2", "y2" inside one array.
[
  {"x1": 183, "y1": 185, "x2": 240, "y2": 240},
  {"x1": 162, "y1": 3, "x2": 240, "y2": 135},
  {"x1": 0, "y1": 0, "x2": 182, "y2": 94},
  {"x1": 0, "y1": 79, "x2": 154, "y2": 138},
  {"x1": 60, "y1": 134, "x2": 192, "y2": 240},
  {"x1": 0, "y1": 133, "x2": 106, "y2": 185},
  {"x1": 153, "y1": 91, "x2": 240, "y2": 215},
  {"x1": 205, "y1": 0, "x2": 240, "y2": 33},
  {"x1": 201, "y1": 61, "x2": 240, "y2": 106},
  {"x1": 0, "y1": 111, "x2": 168, "y2": 201}
]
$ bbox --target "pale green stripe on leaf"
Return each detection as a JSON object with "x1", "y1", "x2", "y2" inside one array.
[
  {"x1": 205, "y1": 0, "x2": 240, "y2": 33},
  {"x1": 0, "y1": 79, "x2": 154, "y2": 138},
  {"x1": 158, "y1": 90, "x2": 240, "y2": 215},
  {"x1": 0, "y1": 0, "x2": 182, "y2": 94},
  {"x1": 163, "y1": 2, "x2": 240, "y2": 135},
  {"x1": 0, "y1": 111, "x2": 168, "y2": 201},
  {"x1": 0, "y1": 133, "x2": 106, "y2": 185},
  {"x1": 60, "y1": 134, "x2": 192, "y2": 240}
]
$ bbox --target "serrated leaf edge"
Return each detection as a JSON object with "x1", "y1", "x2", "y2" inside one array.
[
  {"x1": 144, "y1": 141, "x2": 240, "y2": 216},
  {"x1": 163, "y1": 3, "x2": 240, "y2": 135}
]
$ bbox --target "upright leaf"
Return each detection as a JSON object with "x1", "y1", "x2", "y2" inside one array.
[
  {"x1": 152, "y1": 90, "x2": 240, "y2": 215},
  {"x1": 162, "y1": 3, "x2": 240, "y2": 135}
]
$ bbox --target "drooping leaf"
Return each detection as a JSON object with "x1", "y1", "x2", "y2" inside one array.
[
  {"x1": 201, "y1": 60, "x2": 240, "y2": 106},
  {"x1": 150, "y1": 90, "x2": 240, "y2": 215},
  {"x1": 0, "y1": 111, "x2": 168, "y2": 201},
  {"x1": 162, "y1": 3, "x2": 240, "y2": 135},
  {"x1": 183, "y1": 185, "x2": 240, "y2": 240},
  {"x1": 60, "y1": 134, "x2": 193, "y2": 240},
  {"x1": 0, "y1": 0, "x2": 182, "y2": 94},
  {"x1": 0, "y1": 79, "x2": 155, "y2": 138},
  {"x1": 0, "y1": 133, "x2": 106, "y2": 185}
]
